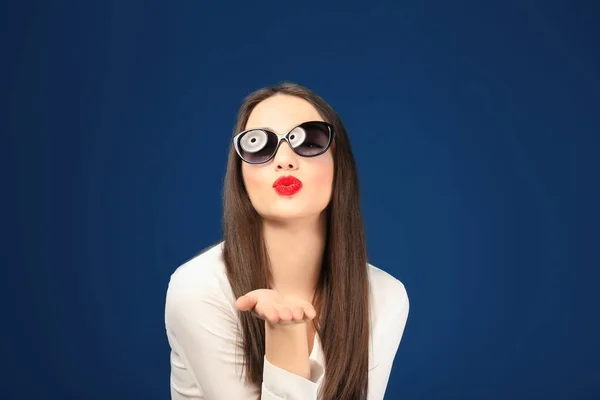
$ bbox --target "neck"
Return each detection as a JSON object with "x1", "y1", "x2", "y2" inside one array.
[{"x1": 262, "y1": 213, "x2": 327, "y2": 301}]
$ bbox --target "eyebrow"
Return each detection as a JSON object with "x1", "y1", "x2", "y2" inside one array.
[
  {"x1": 243, "y1": 126, "x2": 280, "y2": 134},
  {"x1": 244, "y1": 122, "x2": 307, "y2": 134},
  {"x1": 242, "y1": 120, "x2": 324, "y2": 134}
]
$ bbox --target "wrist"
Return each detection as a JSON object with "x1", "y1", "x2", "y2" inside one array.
[
  {"x1": 266, "y1": 320, "x2": 308, "y2": 333},
  {"x1": 265, "y1": 321, "x2": 310, "y2": 379}
]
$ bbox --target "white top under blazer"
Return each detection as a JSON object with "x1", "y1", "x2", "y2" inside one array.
[{"x1": 164, "y1": 241, "x2": 410, "y2": 399}]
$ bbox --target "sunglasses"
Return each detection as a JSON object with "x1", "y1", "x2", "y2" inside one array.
[{"x1": 233, "y1": 121, "x2": 335, "y2": 164}]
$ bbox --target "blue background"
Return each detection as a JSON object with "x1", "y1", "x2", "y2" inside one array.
[{"x1": 3, "y1": 0, "x2": 599, "y2": 399}]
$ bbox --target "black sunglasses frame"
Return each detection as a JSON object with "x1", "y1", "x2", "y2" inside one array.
[{"x1": 233, "y1": 121, "x2": 335, "y2": 165}]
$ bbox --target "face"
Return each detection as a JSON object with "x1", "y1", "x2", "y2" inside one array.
[{"x1": 240, "y1": 94, "x2": 334, "y2": 222}]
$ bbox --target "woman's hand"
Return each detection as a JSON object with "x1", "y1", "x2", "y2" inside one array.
[
  {"x1": 237, "y1": 289, "x2": 315, "y2": 378},
  {"x1": 235, "y1": 289, "x2": 316, "y2": 325}
]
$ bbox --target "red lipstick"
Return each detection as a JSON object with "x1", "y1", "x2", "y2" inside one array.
[{"x1": 273, "y1": 175, "x2": 303, "y2": 196}]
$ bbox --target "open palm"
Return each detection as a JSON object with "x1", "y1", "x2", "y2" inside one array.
[{"x1": 235, "y1": 289, "x2": 316, "y2": 325}]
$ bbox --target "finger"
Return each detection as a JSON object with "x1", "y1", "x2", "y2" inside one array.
[
  {"x1": 301, "y1": 303, "x2": 317, "y2": 320},
  {"x1": 235, "y1": 291, "x2": 259, "y2": 311},
  {"x1": 259, "y1": 305, "x2": 280, "y2": 323},
  {"x1": 235, "y1": 294, "x2": 256, "y2": 311},
  {"x1": 290, "y1": 305, "x2": 304, "y2": 321},
  {"x1": 275, "y1": 305, "x2": 293, "y2": 322}
]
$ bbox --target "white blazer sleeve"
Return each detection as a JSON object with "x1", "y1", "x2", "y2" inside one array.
[
  {"x1": 165, "y1": 269, "x2": 324, "y2": 400},
  {"x1": 367, "y1": 281, "x2": 410, "y2": 400},
  {"x1": 261, "y1": 356, "x2": 324, "y2": 398}
]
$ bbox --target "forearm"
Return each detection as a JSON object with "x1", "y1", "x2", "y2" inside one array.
[{"x1": 265, "y1": 322, "x2": 310, "y2": 379}]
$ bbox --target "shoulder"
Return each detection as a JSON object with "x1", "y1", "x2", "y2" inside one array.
[
  {"x1": 169, "y1": 241, "x2": 228, "y2": 289},
  {"x1": 367, "y1": 262, "x2": 410, "y2": 324},
  {"x1": 165, "y1": 241, "x2": 236, "y2": 324},
  {"x1": 366, "y1": 262, "x2": 410, "y2": 370}
]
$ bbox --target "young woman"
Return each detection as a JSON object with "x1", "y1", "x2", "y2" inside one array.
[{"x1": 165, "y1": 82, "x2": 410, "y2": 399}]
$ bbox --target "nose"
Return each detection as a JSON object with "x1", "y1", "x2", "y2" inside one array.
[{"x1": 273, "y1": 140, "x2": 299, "y2": 171}]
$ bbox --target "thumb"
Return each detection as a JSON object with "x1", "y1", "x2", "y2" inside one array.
[{"x1": 235, "y1": 291, "x2": 258, "y2": 311}]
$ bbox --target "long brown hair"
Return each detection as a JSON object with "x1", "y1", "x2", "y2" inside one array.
[{"x1": 221, "y1": 82, "x2": 370, "y2": 399}]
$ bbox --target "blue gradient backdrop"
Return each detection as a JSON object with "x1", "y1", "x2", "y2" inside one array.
[{"x1": 4, "y1": 1, "x2": 599, "y2": 399}]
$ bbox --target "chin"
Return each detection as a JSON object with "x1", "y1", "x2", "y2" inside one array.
[
  {"x1": 252, "y1": 193, "x2": 330, "y2": 222},
  {"x1": 267, "y1": 205, "x2": 328, "y2": 223},
  {"x1": 267, "y1": 209, "x2": 310, "y2": 221}
]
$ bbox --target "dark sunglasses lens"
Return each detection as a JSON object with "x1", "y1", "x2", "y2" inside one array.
[
  {"x1": 238, "y1": 129, "x2": 278, "y2": 163},
  {"x1": 289, "y1": 122, "x2": 332, "y2": 156}
]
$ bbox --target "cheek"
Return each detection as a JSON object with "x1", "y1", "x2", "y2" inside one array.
[
  {"x1": 241, "y1": 164, "x2": 270, "y2": 204},
  {"x1": 241, "y1": 164, "x2": 259, "y2": 194},
  {"x1": 308, "y1": 155, "x2": 334, "y2": 195}
]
